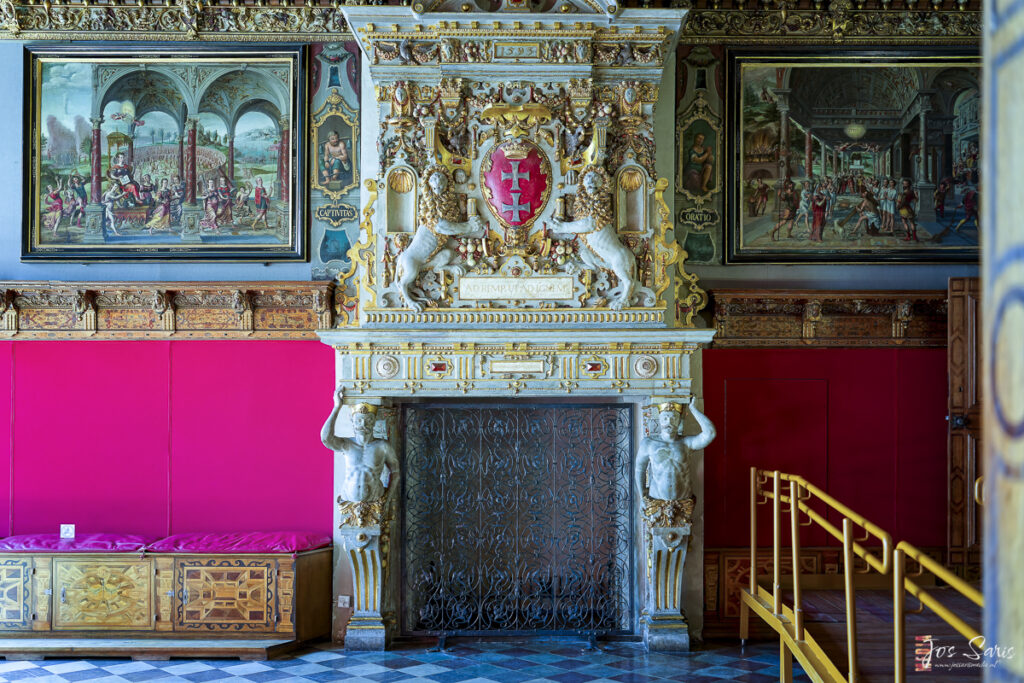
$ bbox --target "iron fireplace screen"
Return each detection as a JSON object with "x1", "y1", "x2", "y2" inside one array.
[{"x1": 401, "y1": 403, "x2": 634, "y2": 636}]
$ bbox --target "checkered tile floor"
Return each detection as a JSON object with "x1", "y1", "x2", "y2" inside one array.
[{"x1": 0, "y1": 639, "x2": 807, "y2": 683}]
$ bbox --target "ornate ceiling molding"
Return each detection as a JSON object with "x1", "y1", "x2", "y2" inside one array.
[
  {"x1": 0, "y1": 0, "x2": 351, "y2": 41},
  {"x1": 0, "y1": 281, "x2": 336, "y2": 340},
  {"x1": 712, "y1": 289, "x2": 948, "y2": 347},
  {"x1": 0, "y1": 0, "x2": 978, "y2": 43}
]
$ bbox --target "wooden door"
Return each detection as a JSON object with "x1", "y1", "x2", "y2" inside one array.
[
  {"x1": 174, "y1": 557, "x2": 276, "y2": 632},
  {"x1": 947, "y1": 277, "x2": 982, "y2": 579},
  {"x1": 53, "y1": 557, "x2": 153, "y2": 630},
  {"x1": 0, "y1": 557, "x2": 35, "y2": 630}
]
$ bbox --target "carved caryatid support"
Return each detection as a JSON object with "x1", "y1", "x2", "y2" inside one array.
[
  {"x1": 322, "y1": 391, "x2": 399, "y2": 650},
  {"x1": 635, "y1": 400, "x2": 716, "y2": 651}
]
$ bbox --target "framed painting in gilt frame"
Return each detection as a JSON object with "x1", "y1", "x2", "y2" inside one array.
[
  {"x1": 726, "y1": 50, "x2": 980, "y2": 263},
  {"x1": 23, "y1": 43, "x2": 307, "y2": 261}
]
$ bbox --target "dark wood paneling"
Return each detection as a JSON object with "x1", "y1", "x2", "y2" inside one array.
[{"x1": 947, "y1": 277, "x2": 982, "y2": 579}]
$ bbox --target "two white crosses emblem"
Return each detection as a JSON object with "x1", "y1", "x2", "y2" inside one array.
[{"x1": 500, "y1": 161, "x2": 531, "y2": 223}]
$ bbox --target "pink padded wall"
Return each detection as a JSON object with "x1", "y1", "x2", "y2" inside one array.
[
  {"x1": 0, "y1": 340, "x2": 333, "y2": 537},
  {"x1": 168, "y1": 341, "x2": 334, "y2": 533},
  {"x1": 11, "y1": 342, "x2": 171, "y2": 535}
]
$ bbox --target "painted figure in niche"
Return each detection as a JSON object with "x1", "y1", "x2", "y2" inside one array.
[
  {"x1": 548, "y1": 166, "x2": 638, "y2": 310},
  {"x1": 683, "y1": 132, "x2": 714, "y2": 195},
  {"x1": 395, "y1": 164, "x2": 487, "y2": 312},
  {"x1": 321, "y1": 386, "x2": 399, "y2": 504},
  {"x1": 321, "y1": 130, "x2": 353, "y2": 186},
  {"x1": 635, "y1": 401, "x2": 716, "y2": 503}
]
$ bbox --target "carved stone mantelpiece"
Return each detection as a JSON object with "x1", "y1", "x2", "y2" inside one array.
[
  {"x1": 320, "y1": 329, "x2": 713, "y2": 398},
  {"x1": 712, "y1": 290, "x2": 948, "y2": 348}
]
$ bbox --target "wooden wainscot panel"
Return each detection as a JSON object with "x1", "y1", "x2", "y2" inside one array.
[
  {"x1": 292, "y1": 548, "x2": 332, "y2": 642},
  {"x1": 711, "y1": 290, "x2": 948, "y2": 348},
  {"x1": 0, "y1": 282, "x2": 335, "y2": 340},
  {"x1": 52, "y1": 556, "x2": 154, "y2": 630},
  {"x1": 174, "y1": 556, "x2": 277, "y2": 633}
]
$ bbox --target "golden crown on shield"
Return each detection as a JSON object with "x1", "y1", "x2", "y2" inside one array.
[{"x1": 503, "y1": 139, "x2": 531, "y2": 160}]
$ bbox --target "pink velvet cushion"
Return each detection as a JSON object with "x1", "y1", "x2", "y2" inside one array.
[
  {"x1": 0, "y1": 533, "x2": 154, "y2": 553},
  {"x1": 145, "y1": 531, "x2": 331, "y2": 554}
]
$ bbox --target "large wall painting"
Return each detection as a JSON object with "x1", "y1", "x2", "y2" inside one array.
[
  {"x1": 727, "y1": 53, "x2": 980, "y2": 263},
  {"x1": 23, "y1": 45, "x2": 306, "y2": 261}
]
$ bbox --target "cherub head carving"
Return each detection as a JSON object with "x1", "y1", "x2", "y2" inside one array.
[
  {"x1": 418, "y1": 164, "x2": 460, "y2": 230},
  {"x1": 572, "y1": 165, "x2": 613, "y2": 226}
]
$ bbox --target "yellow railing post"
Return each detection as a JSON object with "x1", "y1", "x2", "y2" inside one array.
[
  {"x1": 790, "y1": 479, "x2": 803, "y2": 641},
  {"x1": 773, "y1": 471, "x2": 782, "y2": 616},
  {"x1": 750, "y1": 467, "x2": 758, "y2": 595},
  {"x1": 894, "y1": 546, "x2": 906, "y2": 683},
  {"x1": 843, "y1": 517, "x2": 858, "y2": 683},
  {"x1": 780, "y1": 637, "x2": 794, "y2": 683},
  {"x1": 741, "y1": 466, "x2": 757, "y2": 644}
]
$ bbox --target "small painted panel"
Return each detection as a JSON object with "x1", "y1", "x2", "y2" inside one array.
[
  {"x1": 0, "y1": 558, "x2": 33, "y2": 630},
  {"x1": 175, "y1": 558, "x2": 276, "y2": 631},
  {"x1": 53, "y1": 558, "x2": 153, "y2": 630}
]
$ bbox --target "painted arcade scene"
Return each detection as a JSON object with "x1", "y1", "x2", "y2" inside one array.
[
  {"x1": 30, "y1": 55, "x2": 298, "y2": 255},
  {"x1": 736, "y1": 61, "x2": 980, "y2": 259}
]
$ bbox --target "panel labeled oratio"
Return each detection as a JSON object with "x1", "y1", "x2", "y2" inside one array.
[
  {"x1": 23, "y1": 44, "x2": 307, "y2": 261},
  {"x1": 401, "y1": 403, "x2": 634, "y2": 636}
]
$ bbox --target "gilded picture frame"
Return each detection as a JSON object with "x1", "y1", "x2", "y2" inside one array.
[
  {"x1": 726, "y1": 50, "x2": 980, "y2": 263},
  {"x1": 23, "y1": 43, "x2": 308, "y2": 262}
]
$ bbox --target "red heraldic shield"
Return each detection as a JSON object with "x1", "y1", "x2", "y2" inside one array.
[{"x1": 481, "y1": 139, "x2": 551, "y2": 230}]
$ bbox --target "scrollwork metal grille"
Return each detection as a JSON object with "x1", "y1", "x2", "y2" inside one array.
[{"x1": 401, "y1": 403, "x2": 634, "y2": 636}]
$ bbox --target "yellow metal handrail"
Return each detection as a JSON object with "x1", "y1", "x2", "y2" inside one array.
[{"x1": 739, "y1": 467, "x2": 984, "y2": 683}]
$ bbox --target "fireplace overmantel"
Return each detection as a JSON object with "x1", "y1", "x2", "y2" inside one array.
[{"x1": 318, "y1": 328, "x2": 714, "y2": 400}]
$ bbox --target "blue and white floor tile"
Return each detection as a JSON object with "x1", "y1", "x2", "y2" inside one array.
[{"x1": 0, "y1": 640, "x2": 807, "y2": 683}]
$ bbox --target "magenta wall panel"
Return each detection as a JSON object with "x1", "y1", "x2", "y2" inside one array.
[
  {"x1": 0, "y1": 342, "x2": 12, "y2": 536},
  {"x1": 168, "y1": 341, "x2": 334, "y2": 534},
  {"x1": 894, "y1": 348, "x2": 949, "y2": 547},
  {"x1": 703, "y1": 348, "x2": 950, "y2": 551},
  {"x1": 11, "y1": 341, "x2": 171, "y2": 536}
]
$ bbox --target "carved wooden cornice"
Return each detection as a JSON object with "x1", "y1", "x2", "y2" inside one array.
[
  {"x1": 679, "y1": 4, "x2": 979, "y2": 44},
  {"x1": 0, "y1": 281, "x2": 335, "y2": 340},
  {"x1": 711, "y1": 289, "x2": 948, "y2": 348}
]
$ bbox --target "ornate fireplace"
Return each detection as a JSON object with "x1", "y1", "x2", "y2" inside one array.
[{"x1": 320, "y1": 1, "x2": 713, "y2": 651}]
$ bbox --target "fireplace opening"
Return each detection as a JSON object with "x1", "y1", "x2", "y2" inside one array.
[{"x1": 400, "y1": 402, "x2": 635, "y2": 637}]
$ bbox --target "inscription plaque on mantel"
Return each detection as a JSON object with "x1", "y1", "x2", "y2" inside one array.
[
  {"x1": 489, "y1": 360, "x2": 546, "y2": 374},
  {"x1": 460, "y1": 276, "x2": 575, "y2": 301}
]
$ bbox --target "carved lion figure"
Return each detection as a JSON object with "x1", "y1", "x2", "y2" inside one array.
[
  {"x1": 394, "y1": 165, "x2": 487, "y2": 312},
  {"x1": 548, "y1": 166, "x2": 638, "y2": 310}
]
